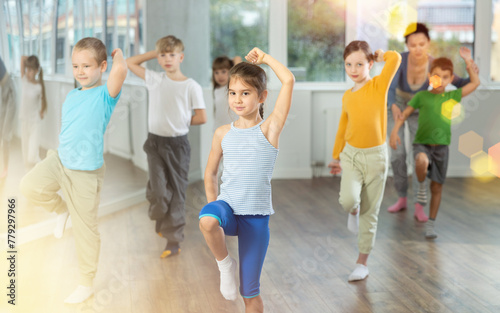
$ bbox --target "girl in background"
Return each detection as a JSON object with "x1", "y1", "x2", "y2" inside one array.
[
  {"x1": 20, "y1": 55, "x2": 47, "y2": 168},
  {"x1": 329, "y1": 41, "x2": 401, "y2": 281},
  {"x1": 212, "y1": 56, "x2": 241, "y2": 129}
]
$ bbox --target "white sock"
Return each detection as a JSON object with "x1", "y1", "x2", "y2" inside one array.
[
  {"x1": 347, "y1": 210, "x2": 359, "y2": 235},
  {"x1": 426, "y1": 219, "x2": 437, "y2": 239},
  {"x1": 54, "y1": 212, "x2": 69, "y2": 239},
  {"x1": 216, "y1": 255, "x2": 238, "y2": 301},
  {"x1": 64, "y1": 285, "x2": 93, "y2": 304},
  {"x1": 417, "y1": 182, "x2": 427, "y2": 205},
  {"x1": 348, "y1": 264, "x2": 369, "y2": 281}
]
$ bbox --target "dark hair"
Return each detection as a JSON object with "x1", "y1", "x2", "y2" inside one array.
[
  {"x1": 404, "y1": 23, "x2": 430, "y2": 43},
  {"x1": 74, "y1": 37, "x2": 107, "y2": 65},
  {"x1": 343, "y1": 40, "x2": 375, "y2": 62},
  {"x1": 212, "y1": 56, "x2": 234, "y2": 90},
  {"x1": 229, "y1": 62, "x2": 267, "y2": 119},
  {"x1": 25, "y1": 55, "x2": 47, "y2": 115},
  {"x1": 430, "y1": 57, "x2": 454, "y2": 75}
]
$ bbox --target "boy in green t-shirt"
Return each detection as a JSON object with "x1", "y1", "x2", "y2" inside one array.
[{"x1": 389, "y1": 47, "x2": 480, "y2": 239}]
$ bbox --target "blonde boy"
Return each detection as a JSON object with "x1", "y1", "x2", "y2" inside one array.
[
  {"x1": 126, "y1": 35, "x2": 207, "y2": 258},
  {"x1": 20, "y1": 37, "x2": 127, "y2": 303},
  {"x1": 390, "y1": 47, "x2": 480, "y2": 239}
]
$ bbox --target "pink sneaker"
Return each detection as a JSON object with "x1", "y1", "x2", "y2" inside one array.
[
  {"x1": 388, "y1": 197, "x2": 407, "y2": 213},
  {"x1": 414, "y1": 203, "x2": 428, "y2": 222}
]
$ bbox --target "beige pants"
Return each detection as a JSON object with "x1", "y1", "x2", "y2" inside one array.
[
  {"x1": 339, "y1": 142, "x2": 388, "y2": 254},
  {"x1": 20, "y1": 149, "x2": 105, "y2": 286}
]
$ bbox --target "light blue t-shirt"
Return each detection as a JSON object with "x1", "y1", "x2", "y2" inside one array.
[{"x1": 58, "y1": 84, "x2": 121, "y2": 171}]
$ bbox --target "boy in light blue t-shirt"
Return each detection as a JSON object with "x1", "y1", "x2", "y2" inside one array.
[{"x1": 20, "y1": 37, "x2": 127, "y2": 304}]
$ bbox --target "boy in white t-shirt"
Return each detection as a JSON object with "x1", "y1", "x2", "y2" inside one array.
[{"x1": 127, "y1": 35, "x2": 207, "y2": 258}]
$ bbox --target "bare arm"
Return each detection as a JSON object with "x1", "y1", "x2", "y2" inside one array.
[
  {"x1": 126, "y1": 50, "x2": 157, "y2": 80},
  {"x1": 389, "y1": 106, "x2": 415, "y2": 149},
  {"x1": 204, "y1": 126, "x2": 227, "y2": 202},
  {"x1": 20, "y1": 55, "x2": 28, "y2": 78},
  {"x1": 191, "y1": 109, "x2": 207, "y2": 125},
  {"x1": 458, "y1": 47, "x2": 480, "y2": 98},
  {"x1": 245, "y1": 47, "x2": 295, "y2": 147},
  {"x1": 107, "y1": 49, "x2": 128, "y2": 98}
]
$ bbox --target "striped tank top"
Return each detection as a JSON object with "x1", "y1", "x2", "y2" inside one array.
[{"x1": 217, "y1": 120, "x2": 279, "y2": 215}]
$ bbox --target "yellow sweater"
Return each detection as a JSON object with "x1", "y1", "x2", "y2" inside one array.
[{"x1": 332, "y1": 51, "x2": 401, "y2": 160}]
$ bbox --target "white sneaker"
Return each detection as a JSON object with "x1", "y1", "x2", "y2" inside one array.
[{"x1": 348, "y1": 264, "x2": 369, "y2": 281}]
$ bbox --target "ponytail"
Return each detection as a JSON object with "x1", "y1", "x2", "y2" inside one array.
[
  {"x1": 38, "y1": 67, "x2": 47, "y2": 115},
  {"x1": 259, "y1": 103, "x2": 264, "y2": 119}
]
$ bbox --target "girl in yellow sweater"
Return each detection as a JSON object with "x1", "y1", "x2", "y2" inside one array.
[{"x1": 328, "y1": 41, "x2": 401, "y2": 281}]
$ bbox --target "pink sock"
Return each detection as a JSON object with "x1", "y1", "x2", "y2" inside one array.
[
  {"x1": 388, "y1": 197, "x2": 407, "y2": 213},
  {"x1": 414, "y1": 203, "x2": 428, "y2": 222}
]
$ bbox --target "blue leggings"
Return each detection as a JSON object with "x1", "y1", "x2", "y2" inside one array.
[{"x1": 199, "y1": 200, "x2": 270, "y2": 298}]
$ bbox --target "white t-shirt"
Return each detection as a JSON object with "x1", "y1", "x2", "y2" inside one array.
[
  {"x1": 213, "y1": 86, "x2": 238, "y2": 130},
  {"x1": 145, "y1": 69, "x2": 206, "y2": 137},
  {"x1": 20, "y1": 76, "x2": 42, "y2": 122}
]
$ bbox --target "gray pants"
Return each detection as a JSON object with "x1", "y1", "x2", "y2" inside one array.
[
  {"x1": 387, "y1": 100, "x2": 427, "y2": 203},
  {"x1": 144, "y1": 133, "x2": 190, "y2": 244}
]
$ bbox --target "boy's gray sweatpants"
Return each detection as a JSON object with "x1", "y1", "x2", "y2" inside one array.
[{"x1": 144, "y1": 133, "x2": 190, "y2": 245}]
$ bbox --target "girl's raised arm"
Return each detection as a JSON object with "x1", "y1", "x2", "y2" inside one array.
[{"x1": 245, "y1": 48, "x2": 295, "y2": 145}]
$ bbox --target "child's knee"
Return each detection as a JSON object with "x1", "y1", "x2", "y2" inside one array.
[
  {"x1": 339, "y1": 194, "x2": 359, "y2": 213},
  {"x1": 415, "y1": 152, "x2": 429, "y2": 167},
  {"x1": 199, "y1": 216, "x2": 220, "y2": 232}
]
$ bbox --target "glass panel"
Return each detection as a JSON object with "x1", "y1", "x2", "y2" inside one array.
[
  {"x1": 288, "y1": 0, "x2": 346, "y2": 82},
  {"x1": 41, "y1": 0, "x2": 55, "y2": 74},
  {"x1": 6, "y1": 0, "x2": 20, "y2": 72},
  {"x1": 116, "y1": 0, "x2": 127, "y2": 53},
  {"x1": 127, "y1": 0, "x2": 143, "y2": 57},
  {"x1": 106, "y1": 0, "x2": 115, "y2": 56},
  {"x1": 210, "y1": 0, "x2": 269, "y2": 64},
  {"x1": 55, "y1": 0, "x2": 67, "y2": 73},
  {"x1": 492, "y1": 0, "x2": 500, "y2": 81}
]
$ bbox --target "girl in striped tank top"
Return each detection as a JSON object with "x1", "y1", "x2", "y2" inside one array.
[{"x1": 199, "y1": 47, "x2": 294, "y2": 312}]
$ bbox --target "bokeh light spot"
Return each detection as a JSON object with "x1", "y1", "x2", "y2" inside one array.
[
  {"x1": 441, "y1": 99, "x2": 461, "y2": 121},
  {"x1": 386, "y1": 4, "x2": 418, "y2": 37},
  {"x1": 429, "y1": 75, "x2": 442, "y2": 89},
  {"x1": 458, "y1": 131, "x2": 483, "y2": 158},
  {"x1": 488, "y1": 142, "x2": 500, "y2": 178},
  {"x1": 470, "y1": 151, "x2": 489, "y2": 175}
]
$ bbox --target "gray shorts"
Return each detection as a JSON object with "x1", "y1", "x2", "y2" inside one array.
[{"x1": 412, "y1": 144, "x2": 449, "y2": 184}]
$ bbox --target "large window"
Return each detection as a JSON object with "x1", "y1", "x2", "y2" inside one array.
[
  {"x1": 3, "y1": 0, "x2": 143, "y2": 77},
  {"x1": 210, "y1": 0, "x2": 269, "y2": 66},
  {"x1": 288, "y1": 0, "x2": 346, "y2": 82},
  {"x1": 3, "y1": 0, "x2": 21, "y2": 72}
]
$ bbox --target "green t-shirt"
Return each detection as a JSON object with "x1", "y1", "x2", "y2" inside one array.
[{"x1": 408, "y1": 89, "x2": 462, "y2": 145}]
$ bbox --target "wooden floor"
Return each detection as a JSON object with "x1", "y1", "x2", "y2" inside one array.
[{"x1": 2, "y1": 176, "x2": 500, "y2": 313}]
